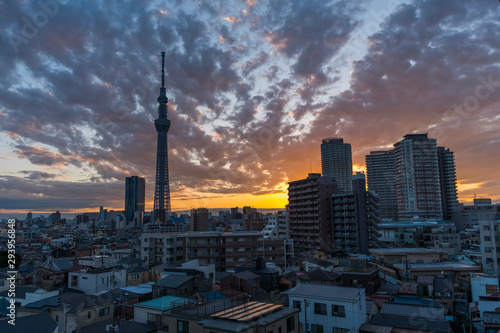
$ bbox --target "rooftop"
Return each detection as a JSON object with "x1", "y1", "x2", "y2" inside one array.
[
  {"x1": 134, "y1": 295, "x2": 191, "y2": 311},
  {"x1": 370, "y1": 248, "x2": 443, "y2": 255},
  {"x1": 393, "y1": 262, "x2": 480, "y2": 271},
  {"x1": 288, "y1": 283, "x2": 363, "y2": 301}
]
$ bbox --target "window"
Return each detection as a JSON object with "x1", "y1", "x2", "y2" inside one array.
[
  {"x1": 55, "y1": 315, "x2": 58, "y2": 322},
  {"x1": 332, "y1": 305, "x2": 345, "y2": 317},
  {"x1": 292, "y1": 300, "x2": 301, "y2": 310},
  {"x1": 177, "y1": 320, "x2": 189, "y2": 333},
  {"x1": 486, "y1": 284, "x2": 498, "y2": 294},
  {"x1": 314, "y1": 302, "x2": 327, "y2": 315},
  {"x1": 485, "y1": 236, "x2": 491, "y2": 241},
  {"x1": 279, "y1": 327, "x2": 282, "y2": 333},
  {"x1": 131, "y1": 274, "x2": 139, "y2": 280},
  {"x1": 332, "y1": 328, "x2": 349, "y2": 333},
  {"x1": 486, "y1": 247, "x2": 492, "y2": 253},
  {"x1": 311, "y1": 324, "x2": 323, "y2": 333},
  {"x1": 286, "y1": 316, "x2": 295, "y2": 332},
  {"x1": 99, "y1": 307, "x2": 110, "y2": 317},
  {"x1": 88, "y1": 311, "x2": 91, "y2": 319},
  {"x1": 148, "y1": 313, "x2": 161, "y2": 326}
]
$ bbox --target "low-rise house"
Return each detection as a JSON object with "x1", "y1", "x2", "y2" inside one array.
[
  {"x1": 0, "y1": 286, "x2": 58, "y2": 306},
  {"x1": 288, "y1": 283, "x2": 366, "y2": 333},
  {"x1": 79, "y1": 317, "x2": 156, "y2": 333},
  {"x1": 165, "y1": 297, "x2": 299, "y2": 333},
  {"x1": 303, "y1": 257, "x2": 336, "y2": 272},
  {"x1": 296, "y1": 269, "x2": 341, "y2": 286},
  {"x1": 17, "y1": 290, "x2": 115, "y2": 333},
  {"x1": 79, "y1": 255, "x2": 114, "y2": 268},
  {"x1": 0, "y1": 313, "x2": 58, "y2": 333},
  {"x1": 471, "y1": 273, "x2": 499, "y2": 302},
  {"x1": 220, "y1": 271, "x2": 261, "y2": 297},
  {"x1": 26, "y1": 267, "x2": 66, "y2": 291},
  {"x1": 235, "y1": 257, "x2": 280, "y2": 292},
  {"x1": 133, "y1": 295, "x2": 191, "y2": 327},
  {"x1": 152, "y1": 274, "x2": 199, "y2": 298},
  {"x1": 127, "y1": 266, "x2": 152, "y2": 286},
  {"x1": 68, "y1": 267, "x2": 126, "y2": 295}
]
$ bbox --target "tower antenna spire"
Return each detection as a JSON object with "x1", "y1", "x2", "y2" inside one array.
[{"x1": 161, "y1": 51, "x2": 165, "y2": 88}]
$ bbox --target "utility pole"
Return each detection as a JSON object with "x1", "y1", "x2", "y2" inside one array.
[{"x1": 304, "y1": 299, "x2": 310, "y2": 333}]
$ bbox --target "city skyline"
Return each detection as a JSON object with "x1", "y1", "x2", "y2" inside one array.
[{"x1": 1, "y1": 1, "x2": 500, "y2": 215}]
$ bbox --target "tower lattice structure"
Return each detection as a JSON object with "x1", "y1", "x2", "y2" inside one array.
[{"x1": 153, "y1": 52, "x2": 171, "y2": 223}]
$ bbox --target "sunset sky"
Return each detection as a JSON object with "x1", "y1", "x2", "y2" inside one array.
[{"x1": 1, "y1": 0, "x2": 500, "y2": 217}]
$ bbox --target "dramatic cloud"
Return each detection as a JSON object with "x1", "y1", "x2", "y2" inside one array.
[{"x1": 0, "y1": 0, "x2": 499, "y2": 216}]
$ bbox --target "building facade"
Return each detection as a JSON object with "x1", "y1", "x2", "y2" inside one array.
[
  {"x1": 125, "y1": 176, "x2": 145, "y2": 224},
  {"x1": 365, "y1": 150, "x2": 398, "y2": 221},
  {"x1": 321, "y1": 138, "x2": 353, "y2": 193},
  {"x1": 394, "y1": 134, "x2": 443, "y2": 220},
  {"x1": 190, "y1": 208, "x2": 209, "y2": 232},
  {"x1": 437, "y1": 147, "x2": 459, "y2": 220},
  {"x1": 141, "y1": 231, "x2": 286, "y2": 271},
  {"x1": 288, "y1": 173, "x2": 338, "y2": 252},
  {"x1": 331, "y1": 173, "x2": 384, "y2": 254},
  {"x1": 289, "y1": 284, "x2": 366, "y2": 333}
]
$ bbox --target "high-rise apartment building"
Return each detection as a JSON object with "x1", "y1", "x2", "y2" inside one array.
[
  {"x1": 288, "y1": 173, "x2": 338, "y2": 252},
  {"x1": 394, "y1": 134, "x2": 443, "y2": 220},
  {"x1": 331, "y1": 173, "x2": 384, "y2": 254},
  {"x1": 190, "y1": 208, "x2": 209, "y2": 232},
  {"x1": 437, "y1": 147, "x2": 459, "y2": 220},
  {"x1": 366, "y1": 134, "x2": 458, "y2": 222},
  {"x1": 366, "y1": 150, "x2": 398, "y2": 221},
  {"x1": 125, "y1": 176, "x2": 146, "y2": 224},
  {"x1": 321, "y1": 138, "x2": 353, "y2": 193}
]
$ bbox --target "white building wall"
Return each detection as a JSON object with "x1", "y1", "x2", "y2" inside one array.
[
  {"x1": 471, "y1": 274, "x2": 499, "y2": 302},
  {"x1": 289, "y1": 289, "x2": 366, "y2": 333}
]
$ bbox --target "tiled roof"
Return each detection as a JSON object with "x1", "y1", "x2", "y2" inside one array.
[
  {"x1": 155, "y1": 275, "x2": 194, "y2": 288},
  {"x1": 380, "y1": 303, "x2": 444, "y2": 320},
  {"x1": 398, "y1": 282, "x2": 418, "y2": 295},
  {"x1": 235, "y1": 271, "x2": 260, "y2": 280},
  {"x1": 0, "y1": 313, "x2": 57, "y2": 333},
  {"x1": 370, "y1": 314, "x2": 450, "y2": 333},
  {"x1": 0, "y1": 286, "x2": 40, "y2": 299}
]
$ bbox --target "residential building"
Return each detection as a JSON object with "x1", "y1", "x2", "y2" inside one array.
[
  {"x1": 321, "y1": 137, "x2": 353, "y2": 193},
  {"x1": 289, "y1": 283, "x2": 366, "y2": 333},
  {"x1": 288, "y1": 173, "x2": 338, "y2": 252},
  {"x1": 68, "y1": 267, "x2": 126, "y2": 294},
  {"x1": 0, "y1": 313, "x2": 58, "y2": 333},
  {"x1": 183, "y1": 232, "x2": 286, "y2": 271},
  {"x1": 190, "y1": 207, "x2": 209, "y2": 232},
  {"x1": 365, "y1": 297, "x2": 450, "y2": 332},
  {"x1": 17, "y1": 290, "x2": 116, "y2": 333},
  {"x1": 378, "y1": 221, "x2": 460, "y2": 252},
  {"x1": 365, "y1": 150, "x2": 398, "y2": 221},
  {"x1": 165, "y1": 296, "x2": 299, "y2": 333},
  {"x1": 437, "y1": 147, "x2": 459, "y2": 220},
  {"x1": 394, "y1": 134, "x2": 443, "y2": 220},
  {"x1": 140, "y1": 231, "x2": 284, "y2": 271},
  {"x1": 456, "y1": 198, "x2": 500, "y2": 230},
  {"x1": 471, "y1": 273, "x2": 499, "y2": 302},
  {"x1": 479, "y1": 219, "x2": 500, "y2": 276},
  {"x1": 125, "y1": 176, "x2": 146, "y2": 224},
  {"x1": 134, "y1": 295, "x2": 191, "y2": 328},
  {"x1": 331, "y1": 172, "x2": 384, "y2": 254}
]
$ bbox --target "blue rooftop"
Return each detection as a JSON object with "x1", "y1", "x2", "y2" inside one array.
[{"x1": 135, "y1": 296, "x2": 191, "y2": 311}]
